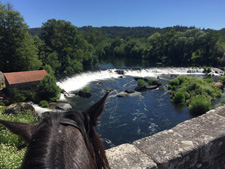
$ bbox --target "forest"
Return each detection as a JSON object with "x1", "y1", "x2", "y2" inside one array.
[{"x1": 1, "y1": 2, "x2": 225, "y2": 78}]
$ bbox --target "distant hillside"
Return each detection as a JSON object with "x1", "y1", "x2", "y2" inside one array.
[
  {"x1": 29, "y1": 26, "x2": 225, "y2": 40},
  {"x1": 78, "y1": 25, "x2": 196, "y2": 39}
]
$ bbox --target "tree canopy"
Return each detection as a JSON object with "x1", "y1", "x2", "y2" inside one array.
[
  {"x1": 0, "y1": 2, "x2": 41, "y2": 72},
  {"x1": 40, "y1": 19, "x2": 95, "y2": 75},
  {"x1": 1, "y1": 1, "x2": 225, "y2": 75}
]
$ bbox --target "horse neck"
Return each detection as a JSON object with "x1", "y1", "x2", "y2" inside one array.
[{"x1": 21, "y1": 123, "x2": 92, "y2": 169}]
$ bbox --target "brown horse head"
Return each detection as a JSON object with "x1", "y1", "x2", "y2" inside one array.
[{"x1": 0, "y1": 93, "x2": 110, "y2": 169}]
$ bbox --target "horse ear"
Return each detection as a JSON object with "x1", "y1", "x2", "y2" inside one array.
[
  {"x1": 0, "y1": 119, "x2": 36, "y2": 142},
  {"x1": 84, "y1": 92, "x2": 108, "y2": 126}
]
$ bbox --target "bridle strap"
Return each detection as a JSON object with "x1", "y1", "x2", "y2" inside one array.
[{"x1": 59, "y1": 118, "x2": 81, "y2": 132}]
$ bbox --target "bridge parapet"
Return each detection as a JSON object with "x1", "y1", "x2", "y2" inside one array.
[{"x1": 106, "y1": 106, "x2": 225, "y2": 169}]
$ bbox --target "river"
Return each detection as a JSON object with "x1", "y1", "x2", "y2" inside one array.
[{"x1": 55, "y1": 56, "x2": 220, "y2": 148}]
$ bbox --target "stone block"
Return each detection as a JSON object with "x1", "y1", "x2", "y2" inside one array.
[
  {"x1": 173, "y1": 112, "x2": 225, "y2": 163},
  {"x1": 133, "y1": 129, "x2": 199, "y2": 169},
  {"x1": 106, "y1": 143, "x2": 157, "y2": 169}
]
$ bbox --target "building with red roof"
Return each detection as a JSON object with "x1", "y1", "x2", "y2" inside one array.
[{"x1": 4, "y1": 70, "x2": 48, "y2": 92}]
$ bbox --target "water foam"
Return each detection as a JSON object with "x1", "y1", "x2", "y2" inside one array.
[
  {"x1": 57, "y1": 67, "x2": 205, "y2": 92},
  {"x1": 57, "y1": 69, "x2": 120, "y2": 92}
]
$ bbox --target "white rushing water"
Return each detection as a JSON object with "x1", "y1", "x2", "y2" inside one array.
[{"x1": 57, "y1": 67, "x2": 207, "y2": 93}]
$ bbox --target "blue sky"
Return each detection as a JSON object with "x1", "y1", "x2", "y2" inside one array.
[{"x1": 1, "y1": 0, "x2": 225, "y2": 30}]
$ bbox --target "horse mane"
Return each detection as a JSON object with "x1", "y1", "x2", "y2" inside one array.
[{"x1": 21, "y1": 111, "x2": 110, "y2": 169}]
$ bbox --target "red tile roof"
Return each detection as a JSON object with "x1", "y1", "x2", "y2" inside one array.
[{"x1": 4, "y1": 70, "x2": 48, "y2": 85}]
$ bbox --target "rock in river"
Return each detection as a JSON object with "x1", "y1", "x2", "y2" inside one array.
[
  {"x1": 135, "y1": 85, "x2": 147, "y2": 92},
  {"x1": 56, "y1": 103, "x2": 72, "y2": 110}
]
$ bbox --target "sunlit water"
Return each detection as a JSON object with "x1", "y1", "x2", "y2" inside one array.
[{"x1": 55, "y1": 67, "x2": 209, "y2": 148}]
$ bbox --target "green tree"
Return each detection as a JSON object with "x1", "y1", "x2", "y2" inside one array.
[
  {"x1": 37, "y1": 74, "x2": 61, "y2": 101},
  {"x1": 45, "y1": 52, "x2": 61, "y2": 72},
  {"x1": 40, "y1": 19, "x2": 93, "y2": 75},
  {"x1": 124, "y1": 39, "x2": 144, "y2": 59},
  {"x1": 0, "y1": 2, "x2": 42, "y2": 72}
]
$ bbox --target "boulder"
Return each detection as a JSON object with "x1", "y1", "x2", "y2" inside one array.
[
  {"x1": 125, "y1": 90, "x2": 135, "y2": 94},
  {"x1": 135, "y1": 85, "x2": 147, "y2": 92},
  {"x1": 117, "y1": 92, "x2": 129, "y2": 97},
  {"x1": 152, "y1": 80, "x2": 161, "y2": 87},
  {"x1": 115, "y1": 70, "x2": 125, "y2": 75},
  {"x1": 147, "y1": 85, "x2": 158, "y2": 90},
  {"x1": 105, "y1": 88, "x2": 114, "y2": 92},
  {"x1": 3, "y1": 102, "x2": 35, "y2": 115},
  {"x1": 77, "y1": 91, "x2": 91, "y2": 98},
  {"x1": 56, "y1": 103, "x2": 72, "y2": 110},
  {"x1": 97, "y1": 82, "x2": 104, "y2": 85}
]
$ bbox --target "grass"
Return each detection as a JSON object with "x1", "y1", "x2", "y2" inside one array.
[
  {"x1": 81, "y1": 87, "x2": 91, "y2": 93},
  {"x1": 0, "y1": 143, "x2": 26, "y2": 169},
  {"x1": 0, "y1": 107, "x2": 36, "y2": 169},
  {"x1": 39, "y1": 100, "x2": 49, "y2": 108}
]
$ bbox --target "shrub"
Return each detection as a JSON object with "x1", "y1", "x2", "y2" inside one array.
[
  {"x1": 22, "y1": 89, "x2": 37, "y2": 101},
  {"x1": 189, "y1": 96, "x2": 211, "y2": 115},
  {"x1": 172, "y1": 91, "x2": 185, "y2": 104},
  {"x1": 10, "y1": 89, "x2": 26, "y2": 103},
  {"x1": 219, "y1": 76, "x2": 225, "y2": 85},
  {"x1": 37, "y1": 74, "x2": 61, "y2": 101},
  {"x1": 39, "y1": 100, "x2": 49, "y2": 108},
  {"x1": 168, "y1": 78, "x2": 179, "y2": 87},
  {"x1": 82, "y1": 87, "x2": 91, "y2": 93},
  {"x1": 10, "y1": 88, "x2": 38, "y2": 103},
  {"x1": 148, "y1": 78, "x2": 154, "y2": 85},
  {"x1": 137, "y1": 79, "x2": 146, "y2": 86},
  {"x1": 177, "y1": 76, "x2": 186, "y2": 85},
  {"x1": 204, "y1": 78, "x2": 214, "y2": 83},
  {"x1": 0, "y1": 102, "x2": 5, "y2": 106},
  {"x1": 168, "y1": 84, "x2": 176, "y2": 91},
  {"x1": 169, "y1": 76, "x2": 222, "y2": 115},
  {"x1": 60, "y1": 88, "x2": 66, "y2": 93}
]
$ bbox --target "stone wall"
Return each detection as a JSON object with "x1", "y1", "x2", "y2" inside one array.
[
  {"x1": 6, "y1": 81, "x2": 40, "y2": 93},
  {"x1": 106, "y1": 106, "x2": 225, "y2": 169}
]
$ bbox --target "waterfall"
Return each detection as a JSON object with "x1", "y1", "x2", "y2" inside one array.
[{"x1": 57, "y1": 67, "x2": 207, "y2": 93}]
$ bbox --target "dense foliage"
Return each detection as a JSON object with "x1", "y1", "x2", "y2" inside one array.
[
  {"x1": 39, "y1": 19, "x2": 96, "y2": 75},
  {"x1": 37, "y1": 74, "x2": 61, "y2": 101},
  {"x1": 168, "y1": 76, "x2": 222, "y2": 115},
  {"x1": 1, "y1": 2, "x2": 225, "y2": 76},
  {"x1": 0, "y1": 3, "x2": 42, "y2": 72},
  {"x1": 0, "y1": 108, "x2": 36, "y2": 169}
]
